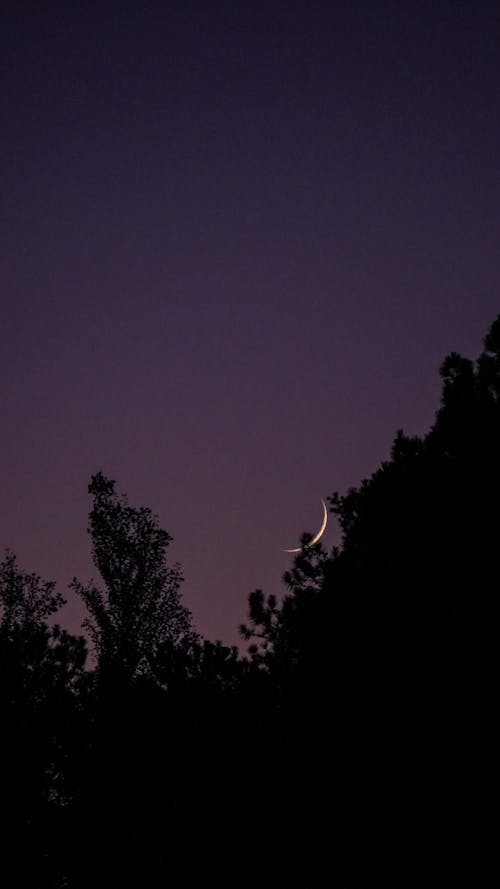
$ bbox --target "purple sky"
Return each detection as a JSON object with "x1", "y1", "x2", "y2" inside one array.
[{"x1": 1, "y1": 1, "x2": 498, "y2": 648}]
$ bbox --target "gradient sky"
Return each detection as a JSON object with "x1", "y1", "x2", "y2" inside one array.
[{"x1": 1, "y1": 1, "x2": 498, "y2": 648}]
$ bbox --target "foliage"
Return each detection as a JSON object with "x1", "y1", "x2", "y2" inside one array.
[
  {"x1": 3, "y1": 314, "x2": 500, "y2": 885},
  {"x1": 0, "y1": 550, "x2": 65, "y2": 631},
  {"x1": 71, "y1": 472, "x2": 193, "y2": 683},
  {"x1": 0, "y1": 553, "x2": 87, "y2": 888}
]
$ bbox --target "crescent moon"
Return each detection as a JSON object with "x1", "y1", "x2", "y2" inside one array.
[{"x1": 284, "y1": 498, "x2": 328, "y2": 553}]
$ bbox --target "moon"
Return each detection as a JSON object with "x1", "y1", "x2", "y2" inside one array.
[{"x1": 284, "y1": 498, "x2": 328, "y2": 553}]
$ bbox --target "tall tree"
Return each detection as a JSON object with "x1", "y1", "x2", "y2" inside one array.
[
  {"x1": 72, "y1": 472, "x2": 193, "y2": 683},
  {"x1": 238, "y1": 313, "x2": 500, "y2": 885}
]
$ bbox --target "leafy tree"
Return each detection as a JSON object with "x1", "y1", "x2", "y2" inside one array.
[
  {"x1": 237, "y1": 314, "x2": 500, "y2": 885},
  {"x1": 240, "y1": 533, "x2": 331, "y2": 675},
  {"x1": 0, "y1": 552, "x2": 87, "y2": 889},
  {"x1": 72, "y1": 472, "x2": 194, "y2": 684},
  {"x1": 0, "y1": 550, "x2": 87, "y2": 703},
  {"x1": 0, "y1": 549, "x2": 64, "y2": 632},
  {"x1": 242, "y1": 314, "x2": 500, "y2": 670}
]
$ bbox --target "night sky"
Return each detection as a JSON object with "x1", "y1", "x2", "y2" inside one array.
[{"x1": 1, "y1": 1, "x2": 498, "y2": 647}]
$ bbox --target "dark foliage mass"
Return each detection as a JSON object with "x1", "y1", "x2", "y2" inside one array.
[{"x1": 1, "y1": 316, "x2": 498, "y2": 887}]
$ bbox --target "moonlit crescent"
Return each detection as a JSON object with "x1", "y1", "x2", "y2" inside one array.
[{"x1": 284, "y1": 498, "x2": 328, "y2": 553}]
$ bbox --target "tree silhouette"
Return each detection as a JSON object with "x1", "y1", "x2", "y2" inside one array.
[
  {"x1": 238, "y1": 313, "x2": 500, "y2": 885},
  {"x1": 0, "y1": 549, "x2": 65, "y2": 629},
  {"x1": 0, "y1": 552, "x2": 87, "y2": 889},
  {"x1": 72, "y1": 472, "x2": 193, "y2": 685},
  {"x1": 2, "y1": 317, "x2": 499, "y2": 887},
  {"x1": 0, "y1": 550, "x2": 87, "y2": 715},
  {"x1": 61, "y1": 475, "x2": 201, "y2": 886}
]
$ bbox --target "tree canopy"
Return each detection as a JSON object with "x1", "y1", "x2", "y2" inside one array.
[
  {"x1": 2, "y1": 314, "x2": 499, "y2": 886},
  {"x1": 71, "y1": 472, "x2": 194, "y2": 684}
]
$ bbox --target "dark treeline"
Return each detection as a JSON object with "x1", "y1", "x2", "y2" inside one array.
[{"x1": 1, "y1": 316, "x2": 498, "y2": 887}]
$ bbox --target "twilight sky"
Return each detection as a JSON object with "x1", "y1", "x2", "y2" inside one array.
[{"x1": 1, "y1": 1, "x2": 498, "y2": 647}]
